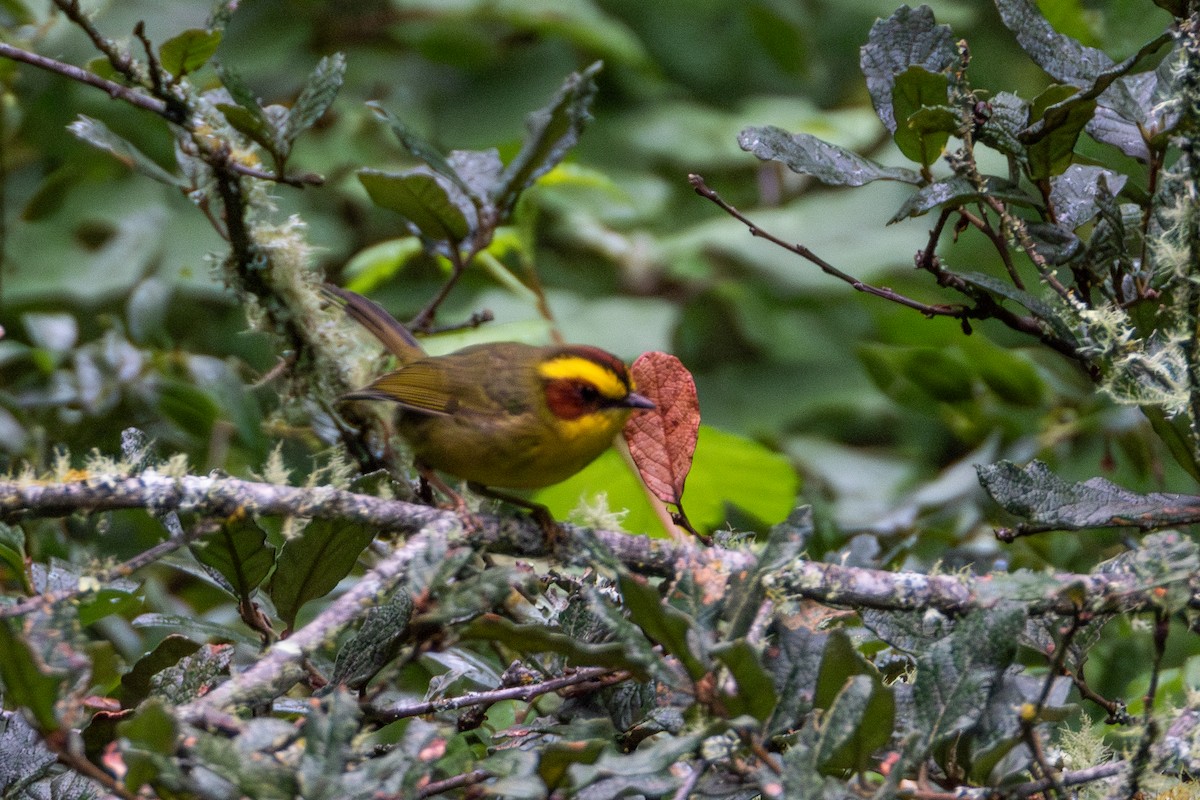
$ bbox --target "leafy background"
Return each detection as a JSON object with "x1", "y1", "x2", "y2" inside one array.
[{"x1": 1, "y1": 0, "x2": 1197, "y2": 796}]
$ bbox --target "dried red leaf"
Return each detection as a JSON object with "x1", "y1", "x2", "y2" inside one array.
[{"x1": 624, "y1": 352, "x2": 700, "y2": 506}]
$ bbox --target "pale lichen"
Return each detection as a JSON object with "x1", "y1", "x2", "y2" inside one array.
[{"x1": 567, "y1": 491, "x2": 630, "y2": 533}]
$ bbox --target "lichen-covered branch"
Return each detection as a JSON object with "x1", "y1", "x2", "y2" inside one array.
[
  {"x1": 178, "y1": 520, "x2": 455, "y2": 726},
  {"x1": 1, "y1": 474, "x2": 1192, "y2": 619}
]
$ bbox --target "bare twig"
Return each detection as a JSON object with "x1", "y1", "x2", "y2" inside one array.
[
  {"x1": 690, "y1": 173, "x2": 966, "y2": 319},
  {"x1": 0, "y1": 41, "x2": 167, "y2": 116},
  {"x1": 368, "y1": 666, "x2": 630, "y2": 723},
  {"x1": 414, "y1": 769, "x2": 493, "y2": 799},
  {"x1": 409, "y1": 244, "x2": 474, "y2": 332},
  {"x1": 0, "y1": 42, "x2": 322, "y2": 188},
  {"x1": 0, "y1": 515, "x2": 217, "y2": 619},
  {"x1": 178, "y1": 522, "x2": 453, "y2": 726}
]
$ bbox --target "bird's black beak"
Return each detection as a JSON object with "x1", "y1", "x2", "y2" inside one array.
[{"x1": 624, "y1": 392, "x2": 655, "y2": 409}]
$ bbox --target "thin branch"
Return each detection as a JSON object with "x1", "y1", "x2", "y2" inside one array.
[
  {"x1": 368, "y1": 666, "x2": 629, "y2": 723},
  {"x1": 0, "y1": 42, "x2": 322, "y2": 188},
  {"x1": 414, "y1": 770, "x2": 493, "y2": 799},
  {"x1": 179, "y1": 522, "x2": 454, "y2": 726},
  {"x1": 1066, "y1": 663, "x2": 1131, "y2": 724},
  {"x1": 41, "y1": 730, "x2": 137, "y2": 800},
  {"x1": 767, "y1": 556, "x2": 1184, "y2": 617},
  {"x1": 671, "y1": 759, "x2": 708, "y2": 800},
  {"x1": 52, "y1": 0, "x2": 139, "y2": 86},
  {"x1": 936, "y1": 761, "x2": 1124, "y2": 800},
  {"x1": 690, "y1": 173, "x2": 966, "y2": 319},
  {"x1": 0, "y1": 41, "x2": 167, "y2": 116},
  {"x1": 0, "y1": 514, "x2": 217, "y2": 619},
  {"x1": 409, "y1": 243, "x2": 473, "y2": 333}
]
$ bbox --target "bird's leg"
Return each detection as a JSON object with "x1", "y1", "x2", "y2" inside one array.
[
  {"x1": 468, "y1": 483, "x2": 562, "y2": 549},
  {"x1": 417, "y1": 465, "x2": 480, "y2": 531}
]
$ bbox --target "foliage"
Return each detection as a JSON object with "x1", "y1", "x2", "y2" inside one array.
[{"x1": 0, "y1": 0, "x2": 1199, "y2": 798}]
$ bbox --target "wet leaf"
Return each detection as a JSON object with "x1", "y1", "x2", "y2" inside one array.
[
  {"x1": 67, "y1": 116, "x2": 184, "y2": 187},
  {"x1": 859, "y1": 5, "x2": 957, "y2": 133},
  {"x1": 978, "y1": 460, "x2": 1200, "y2": 532},
  {"x1": 623, "y1": 352, "x2": 700, "y2": 507},
  {"x1": 739, "y1": 125, "x2": 921, "y2": 186},
  {"x1": 158, "y1": 28, "x2": 221, "y2": 77}
]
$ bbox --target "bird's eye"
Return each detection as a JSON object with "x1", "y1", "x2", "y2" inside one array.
[{"x1": 578, "y1": 384, "x2": 600, "y2": 403}]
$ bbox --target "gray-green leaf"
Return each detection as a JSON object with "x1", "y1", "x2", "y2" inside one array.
[{"x1": 740, "y1": 125, "x2": 921, "y2": 186}]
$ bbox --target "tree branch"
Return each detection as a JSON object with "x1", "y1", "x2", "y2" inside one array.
[
  {"x1": 0, "y1": 474, "x2": 1190, "y2": 623},
  {"x1": 689, "y1": 173, "x2": 967, "y2": 319},
  {"x1": 368, "y1": 666, "x2": 630, "y2": 723}
]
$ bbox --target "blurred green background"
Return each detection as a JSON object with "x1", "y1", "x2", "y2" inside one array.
[{"x1": 0, "y1": 0, "x2": 1181, "y2": 573}]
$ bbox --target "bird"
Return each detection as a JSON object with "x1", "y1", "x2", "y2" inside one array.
[{"x1": 324, "y1": 285, "x2": 653, "y2": 529}]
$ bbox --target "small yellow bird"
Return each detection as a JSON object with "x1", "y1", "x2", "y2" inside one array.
[{"x1": 325, "y1": 285, "x2": 653, "y2": 523}]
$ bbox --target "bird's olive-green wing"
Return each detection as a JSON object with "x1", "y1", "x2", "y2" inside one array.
[{"x1": 344, "y1": 361, "x2": 456, "y2": 415}]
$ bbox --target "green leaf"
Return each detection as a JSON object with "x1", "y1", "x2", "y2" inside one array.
[
  {"x1": 739, "y1": 126, "x2": 921, "y2": 186},
  {"x1": 539, "y1": 739, "x2": 607, "y2": 791},
  {"x1": 1090, "y1": 48, "x2": 1183, "y2": 162},
  {"x1": 298, "y1": 690, "x2": 359, "y2": 799},
  {"x1": 460, "y1": 613, "x2": 649, "y2": 678},
  {"x1": 711, "y1": 639, "x2": 777, "y2": 722},
  {"x1": 857, "y1": 343, "x2": 973, "y2": 407},
  {"x1": 66, "y1": 116, "x2": 184, "y2": 187},
  {"x1": 763, "y1": 616, "x2": 826, "y2": 735},
  {"x1": 357, "y1": 169, "x2": 473, "y2": 244},
  {"x1": 814, "y1": 674, "x2": 895, "y2": 774},
  {"x1": 859, "y1": 5, "x2": 958, "y2": 133},
  {"x1": 330, "y1": 590, "x2": 414, "y2": 690},
  {"x1": 963, "y1": 340, "x2": 1046, "y2": 407},
  {"x1": 132, "y1": 613, "x2": 260, "y2": 646},
  {"x1": 341, "y1": 237, "x2": 426, "y2": 292},
  {"x1": 118, "y1": 697, "x2": 178, "y2": 755},
  {"x1": 977, "y1": 460, "x2": 1200, "y2": 532},
  {"x1": 995, "y1": 0, "x2": 1114, "y2": 88},
  {"x1": 217, "y1": 102, "x2": 278, "y2": 155},
  {"x1": 536, "y1": 425, "x2": 798, "y2": 536},
  {"x1": 956, "y1": 271, "x2": 1078, "y2": 346},
  {"x1": 813, "y1": 628, "x2": 878, "y2": 712},
  {"x1": 215, "y1": 64, "x2": 283, "y2": 157},
  {"x1": 976, "y1": 91, "x2": 1029, "y2": 161},
  {"x1": 1050, "y1": 165, "x2": 1127, "y2": 231},
  {"x1": 969, "y1": 671, "x2": 1070, "y2": 783},
  {"x1": 899, "y1": 346, "x2": 975, "y2": 403},
  {"x1": 284, "y1": 53, "x2": 346, "y2": 145},
  {"x1": 891, "y1": 66, "x2": 952, "y2": 166},
  {"x1": 268, "y1": 519, "x2": 377, "y2": 632},
  {"x1": 216, "y1": 63, "x2": 264, "y2": 115},
  {"x1": 0, "y1": 712, "x2": 58, "y2": 789},
  {"x1": 190, "y1": 516, "x2": 276, "y2": 599},
  {"x1": 1023, "y1": 84, "x2": 1096, "y2": 179},
  {"x1": 912, "y1": 605, "x2": 1024, "y2": 750},
  {"x1": 618, "y1": 573, "x2": 707, "y2": 682},
  {"x1": 0, "y1": 522, "x2": 27, "y2": 589},
  {"x1": 889, "y1": 175, "x2": 1038, "y2": 223},
  {"x1": 155, "y1": 379, "x2": 220, "y2": 440},
  {"x1": 157, "y1": 28, "x2": 221, "y2": 77},
  {"x1": 146, "y1": 644, "x2": 235, "y2": 706},
  {"x1": 119, "y1": 634, "x2": 203, "y2": 707},
  {"x1": 492, "y1": 61, "x2": 601, "y2": 217},
  {"x1": 366, "y1": 102, "x2": 475, "y2": 200},
  {"x1": 0, "y1": 621, "x2": 67, "y2": 732},
  {"x1": 1142, "y1": 405, "x2": 1200, "y2": 483}
]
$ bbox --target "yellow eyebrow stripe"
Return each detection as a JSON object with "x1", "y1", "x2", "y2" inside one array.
[{"x1": 537, "y1": 355, "x2": 629, "y2": 400}]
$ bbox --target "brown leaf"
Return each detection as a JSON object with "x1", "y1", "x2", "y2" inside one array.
[{"x1": 624, "y1": 352, "x2": 700, "y2": 506}]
